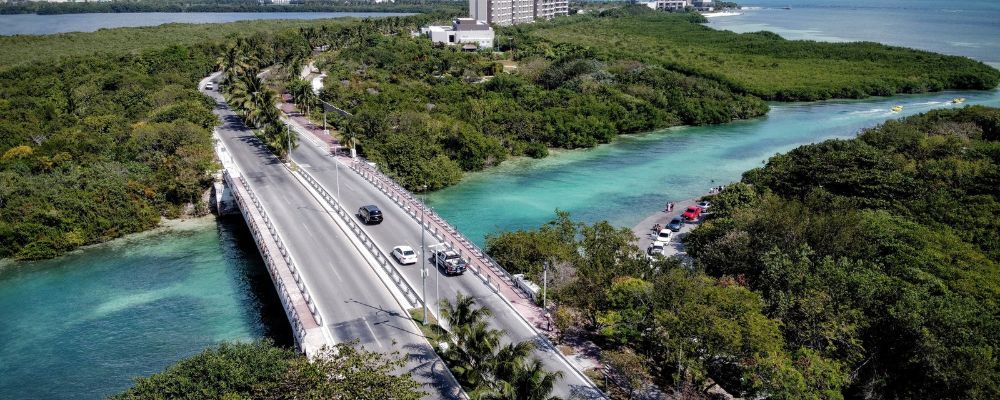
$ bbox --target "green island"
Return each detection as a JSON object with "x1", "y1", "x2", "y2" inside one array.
[
  {"x1": 485, "y1": 106, "x2": 1000, "y2": 399},
  {"x1": 0, "y1": 8, "x2": 996, "y2": 263}
]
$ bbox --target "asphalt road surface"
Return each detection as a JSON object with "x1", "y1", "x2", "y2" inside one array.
[
  {"x1": 202, "y1": 78, "x2": 461, "y2": 399},
  {"x1": 290, "y1": 125, "x2": 603, "y2": 399}
]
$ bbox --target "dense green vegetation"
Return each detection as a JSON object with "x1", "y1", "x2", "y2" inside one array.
[
  {"x1": 0, "y1": 0, "x2": 460, "y2": 15},
  {"x1": 687, "y1": 106, "x2": 1000, "y2": 399},
  {"x1": 319, "y1": 16, "x2": 769, "y2": 190},
  {"x1": 486, "y1": 107, "x2": 1000, "y2": 399},
  {"x1": 425, "y1": 293, "x2": 563, "y2": 399},
  {"x1": 111, "y1": 340, "x2": 423, "y2": 399},
  {"x1": 519, "y1": 6, "x2": 1000, "y2": 101},
  {"x1": 0, "y1": 45, "x2": 221, "y2": 259}
]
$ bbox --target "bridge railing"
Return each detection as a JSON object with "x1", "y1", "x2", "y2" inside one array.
[
  {"x1": 225, "y1": 170, "x2": 325, "y2": 350},
  {"x1": 349, "y1": 159, "x2": 529, "y2": 301},
  {"x1": 296, "y1": 168, "x2": 422, "y2": 310}
]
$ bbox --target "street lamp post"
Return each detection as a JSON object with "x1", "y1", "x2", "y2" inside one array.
[
  {"x1": 543, "y1": 261, "x2": 549, "y2": 310},
  {"x1": 420, "y1": 185, "x2": 428, "y2": 325}
]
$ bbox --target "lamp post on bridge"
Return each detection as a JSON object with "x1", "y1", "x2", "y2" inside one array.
[{"x1": 420, "y1": 184, "x2": 429, "y2": 325}]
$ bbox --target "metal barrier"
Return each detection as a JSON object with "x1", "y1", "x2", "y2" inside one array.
[
  {"x1": 296, "y1": 168, "x2": 422, "y2": 309},
  {"x1": 224, "y1": 170, "x2": 325, "y2": 348},
  {"x1": 349, "y1": 159, "x2": 528, "y2": 299}
]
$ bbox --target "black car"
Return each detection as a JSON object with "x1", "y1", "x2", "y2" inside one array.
[
  {"x1": 432, "y1": 250, "x2": 467, "y2": 275},
  {"x1": 667, "y1": 216, "x2": 684, "y2": 232},
  {"x1": 357, "y1": 205, "x2": 383, "y2": 224}
]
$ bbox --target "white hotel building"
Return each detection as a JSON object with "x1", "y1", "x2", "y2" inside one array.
[{"x1": 470, "y1": 0, "x2": 568, "y2": 26}]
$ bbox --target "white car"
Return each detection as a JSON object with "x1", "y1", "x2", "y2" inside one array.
[
  {"x1": 656, "y1": 229, "x2": 673, "y2": 242},
  {"x1": 648, "y1": 240, "x2": 667, "y2": 255},
  {"x1": 697, "y1": 201, "x2": 712, "y2": 211},
  {"x1": 205, "y1": 82, "x2": 214, "y2": 90},
  {"x1": 392, "y1": 246, "x2": 418, "y2": 265}
]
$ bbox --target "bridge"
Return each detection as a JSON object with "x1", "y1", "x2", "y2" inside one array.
[{"x1": 201, "y1": 73, "x2": 603, "y2": 399}]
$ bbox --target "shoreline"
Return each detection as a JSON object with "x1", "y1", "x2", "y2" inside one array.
[{"x1": 0, "y1": 214, "x2": 222, "y2": 270}]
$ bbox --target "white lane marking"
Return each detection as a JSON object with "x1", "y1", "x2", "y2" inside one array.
[
  {"x1": 362, "y1": 316, "x2": 383, "y2": 348},
  {"x1": 328, "y1": 262, "x2": 343, "y2": 282}
]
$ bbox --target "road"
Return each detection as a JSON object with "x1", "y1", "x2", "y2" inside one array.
[
  {"x1": 289, "y1": 124, "x2": 604, "y2": 399},
  {"x1": 202, "y1": 76, "x2": 461, "y2": 399}
]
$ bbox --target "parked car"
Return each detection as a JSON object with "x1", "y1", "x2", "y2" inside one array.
[
  {"x1": 656, "y1": 229, "x2": 673, "y2": 242},
  {"x1": 432, "y1": 250, "x2": 467, "y2": 275},
  {"x1": 205, "y1": 82, "x2": 213, "y2": 90},
  {"x1": 392, "y1": 246, "x2": 417, "y2": 265},
  {"x1": 697, "y1": 200, "x2": 712, "y2": 211},
  {"x1": 682, "y1": 205, "x2": 702, "y2": 221},
  {"x1": 648, "y1": 240, "x2": 667, "y2": 255},
  {"x1": 357, "y1": 205, "x2": 383, "y2": 224},
  {"x1": 667, "y1": 216, "x2": 684, "y2": 232}
]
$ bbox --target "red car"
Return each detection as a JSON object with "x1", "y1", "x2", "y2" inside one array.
[{"x1": 682, "y1": 205, "x2": 702, "y2": 221}]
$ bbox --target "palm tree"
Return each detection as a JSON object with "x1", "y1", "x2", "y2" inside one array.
[{"x1": 479, "y1": 360, "x2": 562, "y2": 400}]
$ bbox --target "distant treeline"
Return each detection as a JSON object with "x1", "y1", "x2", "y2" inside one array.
[
  {"x1": 526, "y1": 6, "x2": 1000, "y2": 101},
  {"x1": 0, "y1": 0, "x2": 461, "y2": 15}
]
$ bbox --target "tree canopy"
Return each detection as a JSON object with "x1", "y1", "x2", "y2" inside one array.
[{"x1": 111, "y1": 340, "x2": 424, "y2": 399}]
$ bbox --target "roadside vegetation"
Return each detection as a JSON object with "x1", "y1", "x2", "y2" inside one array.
[
  {"x1": 485, "y1": 106, "x2": 1000, "y2": 399},
  {"x1": 418, "y1": 293, "x2": 563, "y2": 399},
  {"x1": 111, "y1": 340, "x2": 424, "y2": 399}
]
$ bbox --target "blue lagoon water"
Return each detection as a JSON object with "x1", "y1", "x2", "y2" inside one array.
[
  {"x1": 0, "y1": 12, "x2": 411, "y2": 36},
  {"x1": 428, "y1": 91, "x2": 1000, "y2": 245},
  {"x1": 0, "y1": 218, "x2": 290, "y2": 399}
]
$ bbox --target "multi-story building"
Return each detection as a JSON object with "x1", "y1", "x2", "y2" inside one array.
[
  {"x1": 642, "y1": 0, "x2": 690, "y2": 11},
  {"x1": 470, "y1": 0, "x2": 567, "y2": 26}
]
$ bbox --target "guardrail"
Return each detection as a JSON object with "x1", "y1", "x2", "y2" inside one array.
[
  {"x1": 296, "y1": 168, "x2": 422, "y2": 309},
  {"x1": 349, "y1": 160, "x2": 526, "y2": 300},
  {"x1": 224, "y1": 170, "x2": 325, "y2": 350}
]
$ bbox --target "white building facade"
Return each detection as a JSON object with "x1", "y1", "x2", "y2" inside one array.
[
  {"x1": 470, "y1": 0, "x2": 567, "y2": 26},
  {"x1": 421, "y1": 18, "x2": 495, "y2": 49}
]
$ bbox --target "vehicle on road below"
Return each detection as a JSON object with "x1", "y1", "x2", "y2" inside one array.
[
  {"x1": 358, "y1": 205, "x2": 383, "y2": 224},
  {"x1": 697, "y1": 201, "x2": 711, "y2": 211},
  {"x1": 648, "y1": 240, "x2": 666, "y2": 255},
  {"x1": 205, "y1": 82, "x2": 213, "y2": 90},
  {"x1": 392, "y1": 246, "x2": 417, "y2": 265},
  {"x1": 682, "y1": 206, "x2": 702, "y2": 221},
  {"x1": 656, "y1": 229, "x2": 673, "y2": 242},
  {"x1": 432, "y1": 250, "x2": 467, "y2": 275},
  {"x1": 667, "y1": 216, "x2": 684, "y2": 232}
]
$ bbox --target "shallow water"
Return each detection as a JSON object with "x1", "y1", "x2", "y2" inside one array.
[
  {"x1": 0, "y1": 217, "x2": 290, "y2": 399},
  {"x1": 427, "y1": 90, "x2": 1000, "y2": 245}
]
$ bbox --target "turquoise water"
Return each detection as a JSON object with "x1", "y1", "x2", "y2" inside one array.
[
  {"x1": 0, "y1": 12, "x2": 411, "y2": 36},
  {"x1": 428, "y1": 91, "x2": 1000, "y2": 245},
  {"x1": 0, "y1": 218, "x2": 290, "y2": 399}
]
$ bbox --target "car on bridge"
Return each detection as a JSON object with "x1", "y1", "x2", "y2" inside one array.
[
  {"x1": 432, "y1": 249, "x2": 467, "y2": 275},
  {"x1": 392, "y1": 246, "x2": 418, "y2": 265},
  {"x1": 357, "y1": 205, "x2": 383, "y2": 225}
]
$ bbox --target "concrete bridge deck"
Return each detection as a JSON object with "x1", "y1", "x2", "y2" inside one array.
[
  {"x1": 201, "y1": 74, "x2": 462, "y2": 399},
  {"x1": 283, "y1": 109, "x2": 605, "y2": 399}
]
